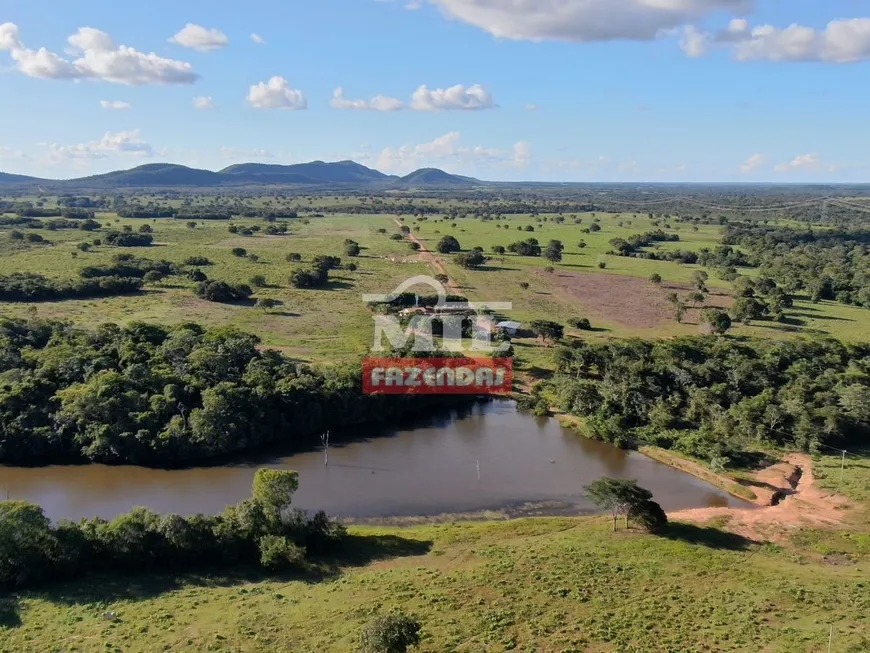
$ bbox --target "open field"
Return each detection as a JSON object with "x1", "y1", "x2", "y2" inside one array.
[
  {"x1": 0, "y1": 206, "x2": 867, "y2": 370},
  {"x1": 2, "y1": 451, "x2": 868, "y2": 653}
]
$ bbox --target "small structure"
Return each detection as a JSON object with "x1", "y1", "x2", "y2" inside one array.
[{"x1": 496, "y1": 320, "x2": 522, "y2": 336}]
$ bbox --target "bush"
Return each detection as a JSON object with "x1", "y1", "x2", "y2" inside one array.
[
  {"x1": 143, "y1": 271, "x2": 164, "y2": 284},
  {"x1": 250, "y1": 275, "x2": 267, "y2": 288},
  {"x1": 598, "y1": 261, "x2": 607, "y2": 269},
  {"x1": 436, "y1": 235, "x2": 461, "y2": 254},
  {"x1": 104, "y1": 231, "x2": 153, "y2": 247},
  {"x1": 231, "y1": 247, "x2": 247, "y2": 258},
  {"x1": 649, "y1": 273, "x2": 662, "y2": 284},
  {"x1": 184, "y1": 256, "x2": 212, "y2": 266},
  {"x1": 258, "y1": 536, "x2": 306, "y2": 570},
  {"x1": 360, "y1": 613, "x2": 422, "y2": 653},
  {"x1": 455, "y1": 251, "x2": 485, "y2": 269},
  {"x1": 195, "y1": 281, "x2": 253, "y2": 303},
  {"x1": 286, "y1": 253, "x2": 302, "y2": 262},
  {"x1": 568, "y1": 318, "x2": 592, "y2": 330},
  {"x1": 345, "y1": 240, "x2": 361, "y2": 257},
  {"x1": 346, "y1": 263, "x2": 358, "y2": 272}
]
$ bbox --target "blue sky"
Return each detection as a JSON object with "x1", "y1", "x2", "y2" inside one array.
[{"x1": 1, "y1": 0, "x2": 869, "y2": 182}]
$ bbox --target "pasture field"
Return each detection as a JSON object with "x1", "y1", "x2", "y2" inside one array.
[
  {"x1": 0, "y1": 214, "x2": 422, "y2": 363},
  {"x1": 2, "y1": 452, "x2": 868, "y2": 653},
  {"x1": 0, "y1": 205, "x2": 867, "y2": 369}
]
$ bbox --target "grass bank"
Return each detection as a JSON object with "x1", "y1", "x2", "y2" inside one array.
[{"x1": 2, "y1": 516, "x2": 868, "y2": 652}]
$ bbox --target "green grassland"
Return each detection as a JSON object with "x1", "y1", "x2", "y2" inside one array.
[
  {"x1": 0, "y1": 207, "x2": 867, "y2": 368},
  {"x1": 3, "y1": 462, "x2": 869, "y2": 653},
  {"x1": 0, "y1": 214, "x2": 423, "y2": 362}
]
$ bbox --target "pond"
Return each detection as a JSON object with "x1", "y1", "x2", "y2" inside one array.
[{"x1": 0, "y1": 401, "x2": 745, "y2": 522}]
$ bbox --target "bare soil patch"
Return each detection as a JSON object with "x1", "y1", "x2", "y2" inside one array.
[
  {"x1": 544, "y1": 270, "x2": 733, "y2": 330},
  {"x1": 671, "y1": 454, "x2": 855, "y2": 543}
]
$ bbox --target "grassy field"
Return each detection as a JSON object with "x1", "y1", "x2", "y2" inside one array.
[
  {"x1": 0, "y1": 214, "x2": 423, "y2": 362},
  {"x1": 0, "y1": 206, "x2": 867, "y2": 369},
  {"x1": 2, "y1": 486, "x2": 868, "y2": 652}
]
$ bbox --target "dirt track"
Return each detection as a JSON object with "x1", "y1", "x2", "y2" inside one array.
[
  {"x1": 671, "y1": 454, "x2": 854, "y2": 542},
  {"x1": 397, "y1": 220, "x2": 462, "y2": 295}
]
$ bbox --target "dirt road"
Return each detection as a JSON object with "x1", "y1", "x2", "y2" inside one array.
[
  {"x1": 671, "y1": 453, "x2": 854, "y2": 542},
  {"x1": 396, "y1": 220, "x2": 463, "y2": 295}
]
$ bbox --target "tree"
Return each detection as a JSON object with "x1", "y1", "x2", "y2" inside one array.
[
  {"x1": 530, "y1": 320, "x2": 564, "y2": 344},
  {"x1": 584, "y1": 478, "x2": 655, "y2": 531},
  {"x1": 491, "y1": 245, "x2": 506, "y2": 254},
  {"x1": 345, "y1": 240, "x2": 361, "y2": 257},
  {"x1": 544, "y1": 239, "x2": 564, "y2": 263},
  {"x1": 731, "y1": 297, "x2": 764, "y2": 324},
  {"x1": 360, "y1": 613, "x2": 422, "y2": 653},
  {"x1": 700, "y1": 308, "x2": 732, "y2": 335},
  {"x1": 250, "y1": 275, "x2": 267, "y2": 288},
  {"x1": 568, "y1": 317, "x2": 592, "y2": 331},
  {"x1": 649, "y1": 273, "x2": 662, "y2": 284},
  {"x1": 436, "y1": 235, "x2": 461, "y2": 254},
  {"x1": 691, "y1": 270, "x2": 709, "y2": 291},
  {"x1": 456, "y1": 251, "x2": 485, "y2": 269},
  {"x1": 286, "y1": 253, "x2": 302, "y2": 262},
  {"x1": 231, "y1": 247, "x2": 247, "y2": 258}
]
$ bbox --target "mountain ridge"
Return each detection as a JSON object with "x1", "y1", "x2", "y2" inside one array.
[{"x1": 0, "y1": 161, "x2": 478, "y2": 190}]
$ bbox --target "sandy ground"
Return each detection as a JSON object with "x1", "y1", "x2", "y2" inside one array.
[
  {"x1": 671, "y1": 453, "x2": 854, "y2": 542},
  {"x1": 545, "y1": 270, "x2": 733, "y2": 330}
]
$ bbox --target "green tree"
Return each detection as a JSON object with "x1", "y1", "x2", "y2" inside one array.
[
  {"x1": 585, "y1": 478, "x2": 655, "y2": 531},
  {"x1": 700, "y1": 308, "x2": 732, "y2": 335},
  {"x1": 436, "y1": 235, "x2": 461, "y2": 254},
  {"x1": 544, "y1": 239, "x2": 564, "y2": 263}
]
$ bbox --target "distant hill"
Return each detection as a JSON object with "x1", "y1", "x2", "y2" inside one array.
[
  {"x1": 398, "y1": 168, "x2": 477, "y2": 188},
  {"x1": 71, "y1": 164, "x2": 223, "y2": 188},
  {"x1": 0, "y1": 160, "x2": 477, "y2": 190},
  {"x1": 0, "y1": 172, "x2": 45, "y2": 186}
]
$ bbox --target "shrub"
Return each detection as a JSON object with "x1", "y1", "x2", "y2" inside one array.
[
  {"x1": 250, "y1": 274, "x2": 267, "y2": 288},
  {"x1": 184, "y1": 256, "x2": 211, "y2": 266},
  {"x1": 195, "y1": 281, "x2": 253, "y2": 303},
  {"x1": 649, "y1": 273, "x2": 663, "y2": 284},
  {"x1": 286, "y1": 253, "x2": 302, "y2": 262},
  {"x1": 231, "y1": 247, "x2": 247, "y2": 258},
  {"x1": 568, "y1": 317, "x2": 592, "y2": 330},
  {"x1": 258, "y1": 536, "x2": 306, "y2": 570},
  {"x1": 360, "y1": 613, "x2": 422, "y2": 653},
  {"x1": 143, "y1": 271, "x2": 164, "y2": 284},
  {"x1": 436, "y1": 235, "x2": 461, "y2": 254},
  {"x1": 519, "y1": 282, "x2": 530, "y2": 290},
  {"x1": 455, "y1": 251, "x2": 485, "y2": 269},
  {"x1": 598, "y1": 261, "x2": 607, "y2": 269}
]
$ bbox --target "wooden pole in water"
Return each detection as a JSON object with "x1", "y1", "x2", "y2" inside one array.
[
  {"x1": 321, "y1": 431, "x2": 329, "y2": 466},
  {"x1": 476, "y1": 459, "x2": 480, "y2": 481}
]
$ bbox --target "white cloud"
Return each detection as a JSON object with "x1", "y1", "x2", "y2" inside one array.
[
  {"x1": 247, "y1": 76, "x2": 307, "y2": 109},
  {"x1": 331, "y1": 87, "x2": 405, "y2": 111},
  {"x1": 371, "y1": 131, "x2": 524, "y2": 175},
  {"x1": 512, "y1": 141, "x2": 532, "y2": 168},
  {"x1": 525, "y1": 104, "x2": 540, "y2": 111},
  {"x1": 0, "y1": 147, "x2": 28, "y2": 161},
  {"x1": 49, "y1": 130, "x2": 152, "y2": 161},
  {"x1": 410, "y1": 84, "x2": 495, "y2": 111},
  {"x1": 403, "y1": 0, "x2": 752, "y2": 42},
  {"x1": 774, "y1": 153, "x2": 821, "y2": 172},
  {"x1": 739, "y1": 153, "x2": 765, "y2": 173},
  {"x1": 0, "y1": 23, "x2": 198, "y2": 85},
  {"x1": 193, "y1": 96, "x2": 214, "y2": 110},
  {"x1": 682, "y1": 17, "x2": 870, "y2": 63},
  {"x1": 251, "y1": 33, "x2": 266, "y2": 44},
  {"x1": 100, "y1": 100, "x2": 131, "y2": 110},
  {"x1": 734, "y1": 19, "x2": 870, "y2": 63},
  {"x1": 169, "y1": 24, "x2": 228, "y2": 52}
]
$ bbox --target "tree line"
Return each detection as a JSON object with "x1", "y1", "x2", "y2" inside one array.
[
  {"x1": 543, "y1": 336, "x2": 870, "y2": 467},
  {"x1": 0, "y1": 469, "x2": 345, "y2": 590},
  {"x1": 0, "y1": 319, "x2": 473, "y2": 466}
]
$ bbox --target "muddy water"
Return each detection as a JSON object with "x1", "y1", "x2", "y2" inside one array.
[{"x1": 0, "y1": 402, "x2": 743, "y2": 522}]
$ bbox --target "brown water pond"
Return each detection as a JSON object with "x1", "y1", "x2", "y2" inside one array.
[{"x1": 0, "y1": 401, "x2": 745, "y2": 522}]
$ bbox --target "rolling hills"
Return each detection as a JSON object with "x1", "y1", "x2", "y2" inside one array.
[{"x1": 0, "y1": 160, "x2": 479, "y2": 190}]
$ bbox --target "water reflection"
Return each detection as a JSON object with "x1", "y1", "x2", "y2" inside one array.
[{"x1": 0, "y1": 401, "x2": 746, "y2": 522}]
